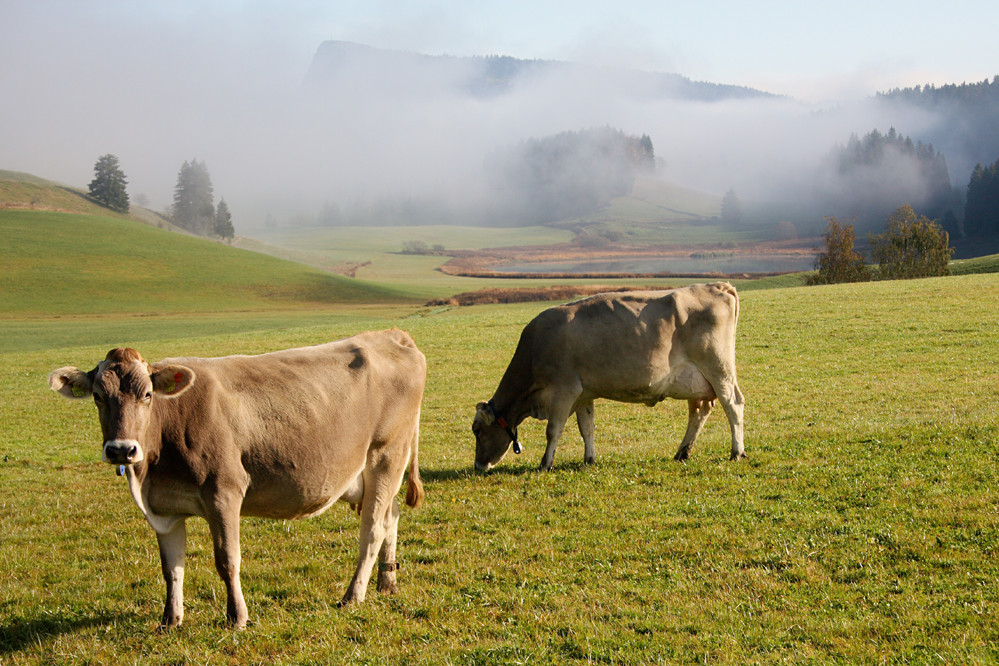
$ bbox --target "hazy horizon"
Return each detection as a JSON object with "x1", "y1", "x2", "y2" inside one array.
[{"x1": 3, "y1": 2, "x2": 995, "y2": 231}]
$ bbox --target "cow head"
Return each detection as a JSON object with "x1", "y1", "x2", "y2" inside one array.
[
  {"x1": 472, "y1": 401, "x2": 518, "y2": 472},
  {"x1": 49, "y1": 348, "x2": 195, "y2": 467}
]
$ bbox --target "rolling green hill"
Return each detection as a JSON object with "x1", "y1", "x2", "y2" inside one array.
[{"x1": 0, "y1": 209, "x2": 417, "y2": 316}]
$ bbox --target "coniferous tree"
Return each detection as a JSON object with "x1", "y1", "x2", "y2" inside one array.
[
  {"x1": 964, "y1": 159, "x2": 999, "y2": 237},
  {"x1": 213, "y1": 198, "x2": 235, "y2": 240},
  {"x1": 88, "y1": 154, "x2": 129, "y2": 213},
  {"x1": 721, "y1": 188, "x2": 743, "y2": 225},
  {"x1": 172, "y1": 159, "x2": 215, "y2": 235}
]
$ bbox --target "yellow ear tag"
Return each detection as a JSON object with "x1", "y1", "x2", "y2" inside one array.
[
  {"x1": 72, "y1": 386, "x2": 86, "y2": 398},
  {"x1": 162, "y1": 378, "x2": 176, "y2": 393}
]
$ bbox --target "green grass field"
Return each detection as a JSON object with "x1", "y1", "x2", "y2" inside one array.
[{"x1": 2, "y1": 194, "x2": 999, "y2": 662}]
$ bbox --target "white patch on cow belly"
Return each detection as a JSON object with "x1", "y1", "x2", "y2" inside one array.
[
  {"x1": 123, "y1": 466, "x2": 185, "y2": 535},
  {"x1": 655, "y1": 362, "x2": 716, "y2": 401}
]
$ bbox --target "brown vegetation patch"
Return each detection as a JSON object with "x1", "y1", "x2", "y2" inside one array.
[
  {"x1": 437, "y1": 238, "x2": 815, "y2": 280},
  {"x1": 336, "y1": 261, "x2": 372, "y2": 278},
  {"x1": 426, "y1": 284, "x2": 671, "y2": 307}
]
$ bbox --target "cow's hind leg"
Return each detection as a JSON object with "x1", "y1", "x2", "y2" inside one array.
[
  {"x1": 341, "y1": 455, "x2": 406, "y2": 605},
  {"x1": 156, "y1": 520, "x2": 187, "y2": 629},
  {"x1": 674, "y1": 399, "x2": 713, "y2": 461},
  {"x1": 376, "y1": 498, "x2": 401, "y2": 595},
  {"x1": 576, "y1": 401, "x2": 596, "y2": 464},
  {"x1": 717, "y1": 381, "x2": 746, "y2": 460}
]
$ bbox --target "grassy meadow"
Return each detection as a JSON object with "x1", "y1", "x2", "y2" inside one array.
[{"x1": 2, "y1": 201, "x2": 999, "y2": 663}]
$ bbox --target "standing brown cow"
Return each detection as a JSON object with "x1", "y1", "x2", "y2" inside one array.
[
  {"x1": 49, "y1": 329, "x2": 425, "y2": 629},
  {"x1": 473, "y1": 282, "x2": 745, "y2": 471}
]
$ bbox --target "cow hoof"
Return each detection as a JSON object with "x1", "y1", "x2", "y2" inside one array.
[
  {"x1": 730, "y1": 451, "x2": 747, "y2": 461},
  {"x1": 377, "y1": 581, "x2": 398, "y2": 595},
  {"x1": 673, "y1": 451, "x2": 689, "y2": 462},
  {"x1": 584, "y1": 456, "x2": 595, "y2": 465},
  {"x1": 337, "y1": 592, "x2": 363, "y2": 608}
]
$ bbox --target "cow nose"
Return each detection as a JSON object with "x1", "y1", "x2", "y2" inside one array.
[{"x1": 103, "y1": 439, "x2": 143, "y2": 464}]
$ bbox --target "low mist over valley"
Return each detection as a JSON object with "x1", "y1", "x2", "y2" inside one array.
[{"x1": 4, "y1": 37, "x2": 999, "y2": 238}]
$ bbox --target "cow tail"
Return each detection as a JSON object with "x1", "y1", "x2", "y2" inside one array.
[{"x1": 405, "y1": 419, "x2": 424, "y2": 509}]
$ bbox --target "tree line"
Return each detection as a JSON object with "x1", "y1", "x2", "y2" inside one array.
[
  {"x1": 808, "y1": 205, "x2": 953, "y2": 285},
  {"x1": 965, "y1": 158, "x2": 999, "y2": 237},
  {"x1": 816, "y1": 127, "x2": 956, "y2": 231},
  {"x1": 87, "y1": 155, "x2": 234, "y2": 240},
  {"x1": 486, "y1": 126, "x2": 655, "y2": 224}
]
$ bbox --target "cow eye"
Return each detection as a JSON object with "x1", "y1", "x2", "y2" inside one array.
[{"x1": 141, "y1": 391, "x2": 153, "y2": 403}]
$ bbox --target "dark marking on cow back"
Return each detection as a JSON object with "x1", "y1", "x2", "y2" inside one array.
[{"x1": 348, "y1": 347, "x2": 367, "y2": 370}]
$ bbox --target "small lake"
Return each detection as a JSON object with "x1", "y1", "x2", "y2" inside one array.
[{"x1": 497, "y1": 253, "x2": 816, "y2": 275}]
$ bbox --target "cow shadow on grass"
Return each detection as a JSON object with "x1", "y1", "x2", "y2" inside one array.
[
  {"x1": 420, "y1": 459, "x2": 592, "y2": 485},
  {"x1": 0, "y1": 610, "x2": 130, "y2": 656}
]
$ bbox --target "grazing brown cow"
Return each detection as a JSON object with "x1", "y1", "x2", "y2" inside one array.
[
  {"x1": 473, "y1": 282, "x2": 745, "y2": 471},
  {"x1": 49, "y1": 329, "x2": 425, "y2": 629}
]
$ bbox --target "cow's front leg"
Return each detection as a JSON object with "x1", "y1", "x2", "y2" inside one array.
[
  {"x1": 156, "y1": 519, "x2": 187, "y2": 630},
  {"x1": 576, "y1": 401, "x2": 596, "y2": 464},
  {"x1": 540, "y1": 398, "x2": 575, "y2": 471},
  {"x1": 206, "y1": 497, "x2": 248, "y2": 628},
  {"x1": 674, "y1": 399, "x2": 713, "y2": 461}
]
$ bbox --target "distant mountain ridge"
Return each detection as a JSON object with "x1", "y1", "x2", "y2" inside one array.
[{"x1": 304, "y1": 41, "x2": 776, "y2": 102}]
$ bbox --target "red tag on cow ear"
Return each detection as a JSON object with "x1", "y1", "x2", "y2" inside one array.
[{"x1": 175, "y1": 372, "x2": 184, "y2": 384}]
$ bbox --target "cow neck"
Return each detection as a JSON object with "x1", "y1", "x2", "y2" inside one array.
[
  {"x1": 488, "y1": 391, "x2": 530, "y2": 430},
  {"x1": 122, "y1": 464, "x2": 184, "y2": 535},
  {"x1": 120, "y1": 399, "x2": 181, "y2": 535}
]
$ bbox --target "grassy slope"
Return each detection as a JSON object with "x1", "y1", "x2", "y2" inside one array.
[
  {"x1": 3, "y1": 275, "x2": 998, "y2": 663},
  {"x1": 0, "y1": 210, "x2": 417, "y2": 316},
  {"x1": 4, "y1": 170, "x2": 999, "y2": 662}
]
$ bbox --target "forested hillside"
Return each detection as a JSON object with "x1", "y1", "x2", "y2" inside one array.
[
  {"x1": 812, "y1": 128, "x2": 958, "y2": 231},
  {"x1": 878, "y1": 77, "x2": 999, "y2": 183}
]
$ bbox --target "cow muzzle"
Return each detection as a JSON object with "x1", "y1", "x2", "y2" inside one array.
[{"x1": 103, "y1": 439, "x2": 144, "y2": 465}]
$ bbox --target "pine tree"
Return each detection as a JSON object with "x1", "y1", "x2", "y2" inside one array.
[
  {"x1": 88, "y1": 154, "x2": 129, "y2": 213},
  {"x1": 213, "y1": 198, "x2": 235, "y2": 240},
  {"x1": 172, "y1": 159, "x2": 215, "y2": 235},
  {"x1": 965, "y1": 160, "x2": 999, "y2": 237},
  {"x1": 721, "y1": 188, "x2": 742, "y2": 225}
]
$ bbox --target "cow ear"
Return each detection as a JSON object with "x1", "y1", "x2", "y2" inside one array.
[
  {"x1": 151, "y1": 365, "x2": 196, "y2": 398},
  {"x1": 49, "y1": 367, "x2": 93, "y2": 399},
  {"x1": 475, "y1": 401, "x2": 495, "y2": 426}
]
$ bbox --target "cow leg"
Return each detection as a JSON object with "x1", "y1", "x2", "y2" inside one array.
[
  {"x1": 156, "y1": 520, "x2": 187, "y2": 629},
  {"x1": 376, "y1": 498, "x2": 401, "y2": 595},
  {"x1": 341, "y1": 461, "x2": 402, "y2": 605},
  {"x1": 206, "y1": 499, "x2": 248, "y2": 628},
  {"x1": 576, "y1": 401, "x2": 596, "y2": 464},
  {"x1": 716, "y1": 381, "x2": 746, "y2": 460},
  {"x1": 540, "y1": 396, "x2": 576, "y2": 472},
  {"x1": 674, "y1": 399, "x2": 713, "y2": 461}
]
